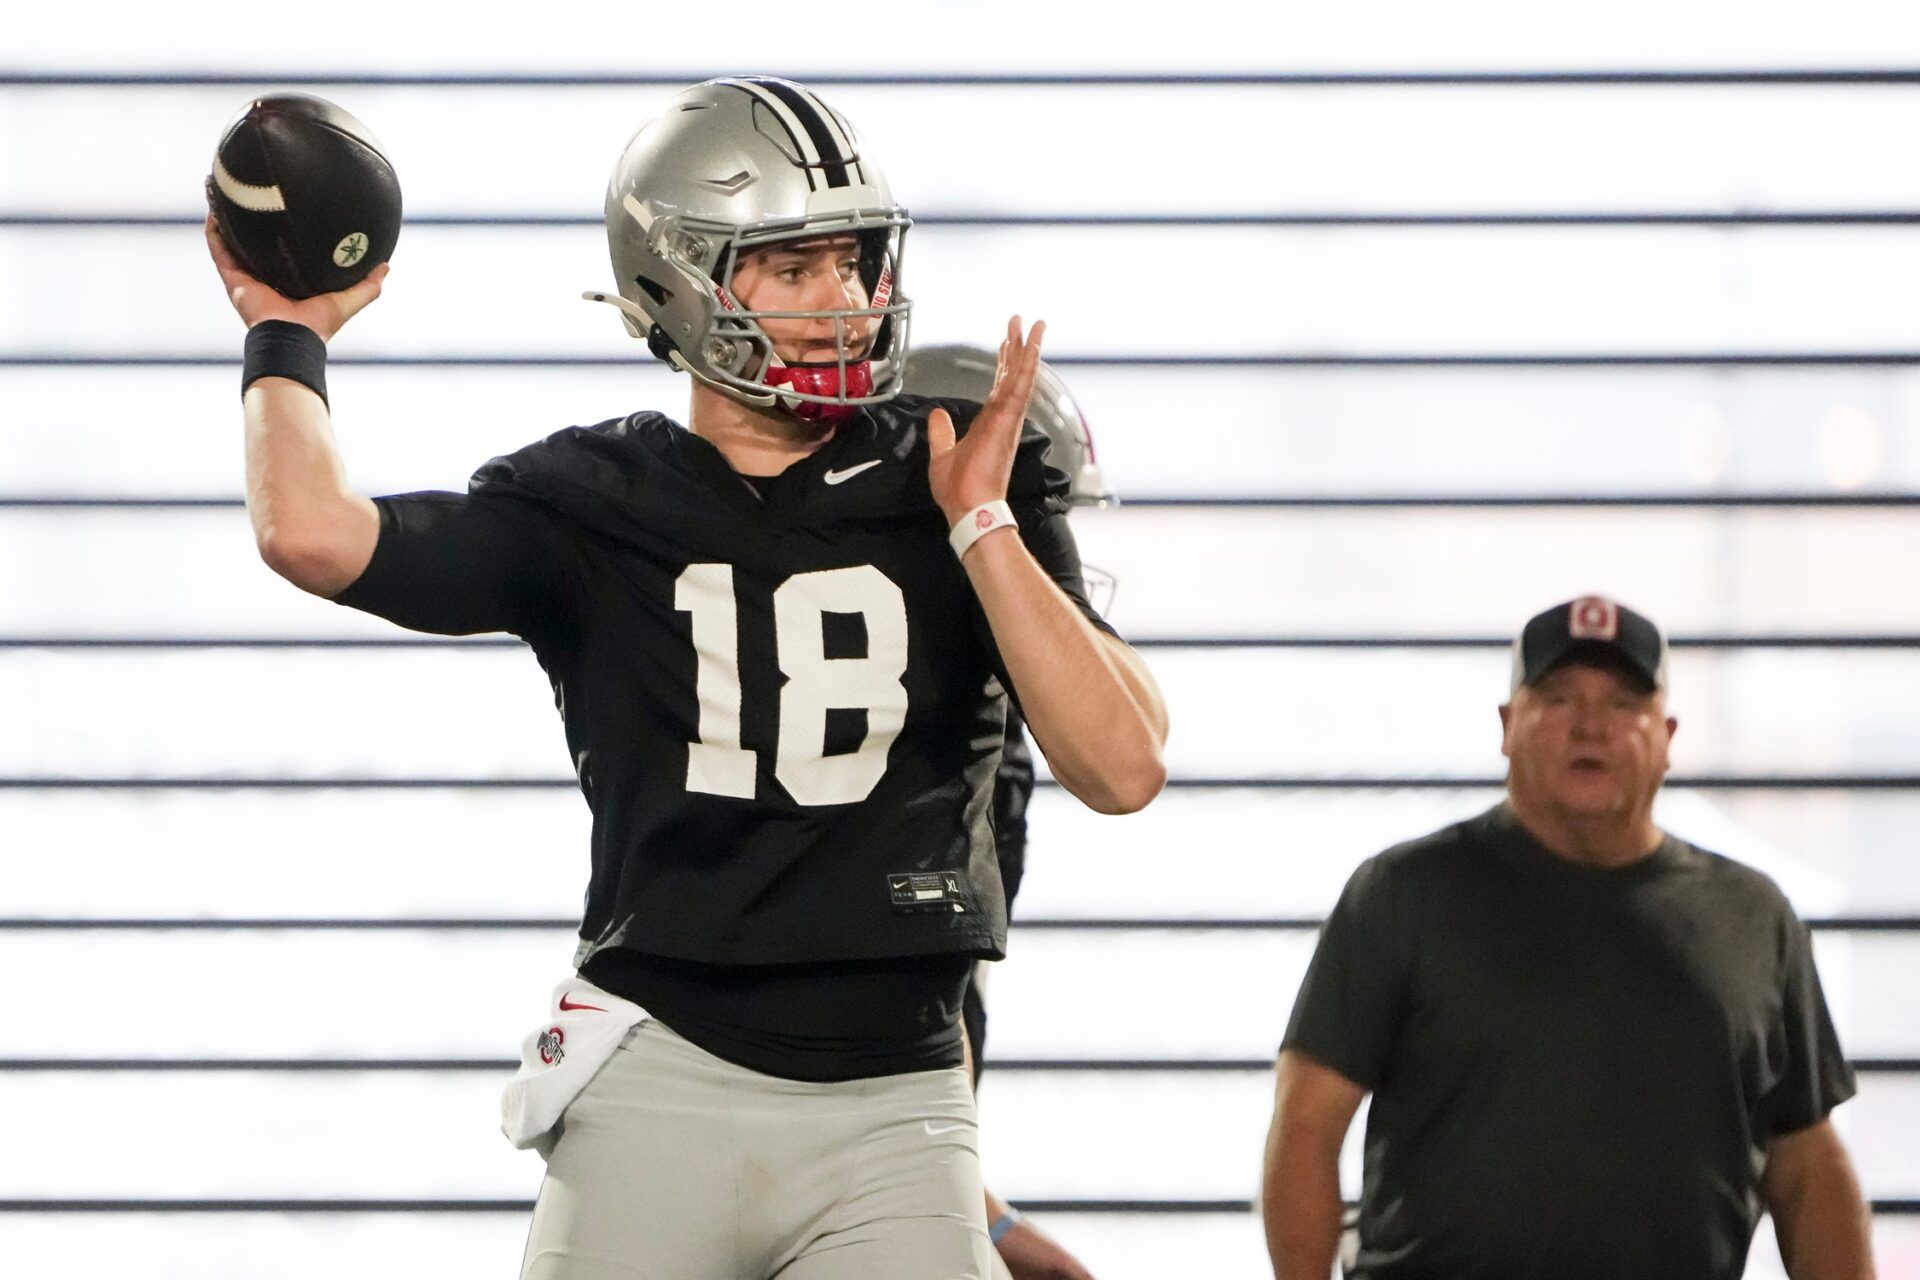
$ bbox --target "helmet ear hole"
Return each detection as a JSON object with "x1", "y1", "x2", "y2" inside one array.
[{"x1": 634, "y1": 274, "x2": 673, "y2": 306}]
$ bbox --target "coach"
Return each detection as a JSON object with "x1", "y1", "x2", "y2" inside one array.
[{"x1": 1261, "y1": 596, "x2": 1875, "y2": 1280}]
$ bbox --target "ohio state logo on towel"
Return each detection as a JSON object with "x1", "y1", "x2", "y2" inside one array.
[
  {"x1": 1569, "y1": 596, "x2": 1619, "y2": 641},
  {"x1": 538, "y1": 1026, "x2": 565, "y2": 1066}
]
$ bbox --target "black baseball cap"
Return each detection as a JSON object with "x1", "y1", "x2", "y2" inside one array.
[{"x1": 1510, "y1": 596, "x2": 1669, "y2": 695}]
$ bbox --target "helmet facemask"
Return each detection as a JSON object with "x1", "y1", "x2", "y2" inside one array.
[
  {"x1": 705, "y1": 215, "x2": 910, "y2": 422},
  {"x1": 597, "y1": 197, "x2": 911, "y2": 422}
]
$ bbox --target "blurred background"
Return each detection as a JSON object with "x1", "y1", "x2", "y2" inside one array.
[{"x1": 5, "y1": 2, "x2": 1920, "y2": 1276}]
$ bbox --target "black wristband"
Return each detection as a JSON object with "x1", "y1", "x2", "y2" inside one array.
[{"x1": 242, "y1": 320, "x2": 329, "y2": 407}]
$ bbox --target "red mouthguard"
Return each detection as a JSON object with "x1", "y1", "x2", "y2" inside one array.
[{"x1": 765, "y1": 360, "x2": 874, "y2": 423}]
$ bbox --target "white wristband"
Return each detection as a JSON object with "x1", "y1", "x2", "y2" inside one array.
[{"x1": 948, "y1": 500, "x2": 1017, "y2": 561}]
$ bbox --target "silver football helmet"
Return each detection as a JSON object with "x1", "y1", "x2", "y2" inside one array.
[
  {"x1": 904, "y1": 344, "x2": 1116, "y2": 507},
  {"x1": 586, "y1": 77, "x2": 912, "y2": 420}
]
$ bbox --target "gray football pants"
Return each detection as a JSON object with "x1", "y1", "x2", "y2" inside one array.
[{"x1": 519, "y1": 1018, "x2": 993, "y2": 1280}]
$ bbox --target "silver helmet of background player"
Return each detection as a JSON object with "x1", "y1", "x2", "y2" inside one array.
[
  {"x1": 903, "y1": 344, "x2": 1115, "y2": 507},
  {"x1": 587, "y1": 77, "x2": 911, "y2": 420},
  {"x1": 905, "y1": 344, "x2": 1116, "y2": 613}
]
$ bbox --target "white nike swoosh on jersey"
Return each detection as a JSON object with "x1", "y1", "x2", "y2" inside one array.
[
  {"x1": 823, "y1": 460, "x2": 883, "y2": 485},
  {"x1": 924, "y1": 1120, "x2": 968, "y2": 1136}
]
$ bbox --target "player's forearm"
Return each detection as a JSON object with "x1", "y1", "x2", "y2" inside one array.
[
  {"x1": 1261, "y1": 1129, "x2": 1345, "y2": 1280},
  {"x1": 244, "y1": 378, "x2": 378, "y2": 597},
  {"x1": 1771, "y1": 1154, "x2": 1875, "y2": 1279},
  {"x1": 961, "y1": 529, "x2": 1166, "y2": 815},
  {"x1": 1103, "y1": 631, "x2": 1170, "y2": 743},
  {"x1": 987, "y1": 1187, "x2": 1097, "y2": 1280}
]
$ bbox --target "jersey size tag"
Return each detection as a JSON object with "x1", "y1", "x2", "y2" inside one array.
[{"x1": 888, "y1": 871, "x2": 969, "y2": 915}]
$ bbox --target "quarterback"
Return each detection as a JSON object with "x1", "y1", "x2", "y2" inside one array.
[{"x1": 209, "y1": 76, "x2": 1167, "y2": 1280}]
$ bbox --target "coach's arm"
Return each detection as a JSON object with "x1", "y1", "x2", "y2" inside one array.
[
  {"x1": 1262, "y1": 1049, "x2": 1366, "y2": 1280},
  {"x1": 208, "y1": 216, "x2": 382, "y2": 597},
  {"x1": 1762, "y1": 1118, "x2": 1876, "y2": 1279}
]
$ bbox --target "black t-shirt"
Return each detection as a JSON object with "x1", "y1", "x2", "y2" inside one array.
[
  {"x1": 1283, "y1": 803, "x2": 1856, "y2": 1280},
  {"x1": 333, "y1": 398, "x2": 1111, "y2": 1077}
]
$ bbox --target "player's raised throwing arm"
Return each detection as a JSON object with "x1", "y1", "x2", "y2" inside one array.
[
  {"x1": 929, "y1": 318, "x2": 1169, "y2": 816},
  {"x1": 208, "y1": 216, "x2": 383, "y2": 597}
]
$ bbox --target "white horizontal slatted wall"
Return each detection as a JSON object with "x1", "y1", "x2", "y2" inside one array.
[
  {"x1": 6, "y1": 645, "x2": 1920, "y2": 775},
  {"x1": 17, "y1": 223, "x2": 1920, "y2": 354},
  {"x1": 11, "y1": 365, "x2": 1920, "y2": 499}
]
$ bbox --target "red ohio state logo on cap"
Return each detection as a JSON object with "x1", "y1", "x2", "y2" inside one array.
[{"x1": 1569, "y1": 596, "x2": 1619, "y2": 641}]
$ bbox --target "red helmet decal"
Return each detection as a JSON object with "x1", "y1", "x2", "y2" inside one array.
[{"x1": 1077, "y1": 408, "x2": 1098, "y2": 460}]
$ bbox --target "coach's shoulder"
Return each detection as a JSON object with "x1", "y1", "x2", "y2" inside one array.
[
  {"x1": 1335, "y1": 814, "x2": 1483, "y2": 915},
  {"x1": 1367, "y1": 810, "x2": 1486, "y2": 879},
  {"x1": 1671, "y1": 835, "x2": 1803, "y2": 923}
]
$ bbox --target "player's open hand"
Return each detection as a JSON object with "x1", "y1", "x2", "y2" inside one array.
[
  {"x1": 206, "y1": 214, "x2": 388, "y2": 342},
  {"x1": 926, "y1": 316, "x2": 1045, "y2": 525}
]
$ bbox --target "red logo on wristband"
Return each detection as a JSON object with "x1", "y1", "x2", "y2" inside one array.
[{"x1": 976, "y1": 508, "x2": 995, "y2": 529}]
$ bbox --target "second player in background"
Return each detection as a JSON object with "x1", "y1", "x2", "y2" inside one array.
[{"x1": 908, "y1": 344, "x2": 1117, "y2": 1280}]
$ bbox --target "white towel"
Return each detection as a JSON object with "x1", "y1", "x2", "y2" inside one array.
[{"x1": 499, "y1": 976, "x2": 649, "y2": 1150}]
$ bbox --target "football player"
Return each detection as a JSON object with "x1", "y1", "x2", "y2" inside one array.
[
  {"x1": 906, "y1": 344, "x2": 1111, "y2": 1280},
  {"x1": 208, "y1": 76, "x2": 1167, "y2": 1280}
]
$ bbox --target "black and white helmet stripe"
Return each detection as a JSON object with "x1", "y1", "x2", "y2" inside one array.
[{"x1": 723, "y1": 77, "x2": 865, "y2": 189}]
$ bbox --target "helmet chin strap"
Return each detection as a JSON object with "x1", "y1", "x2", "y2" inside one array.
[
  {"x1": 583, "y1": 289, "x2": 779, "y2": 407},
  {"x1": 581, "y1": 289, "x2": 653, "y2": 339}
]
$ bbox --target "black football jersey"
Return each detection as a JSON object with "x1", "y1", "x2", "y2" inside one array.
[{"x1": 333, "y1": 395, "x2": 1111, "y2": 969}]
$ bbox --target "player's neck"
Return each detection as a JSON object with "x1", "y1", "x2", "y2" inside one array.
[
  {"x1": 688, "y1": 380, "x2": 835, "y2": 477},
  {"x1": 1505, "y1": 792, "x2": 1664, "y2": 870}
]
